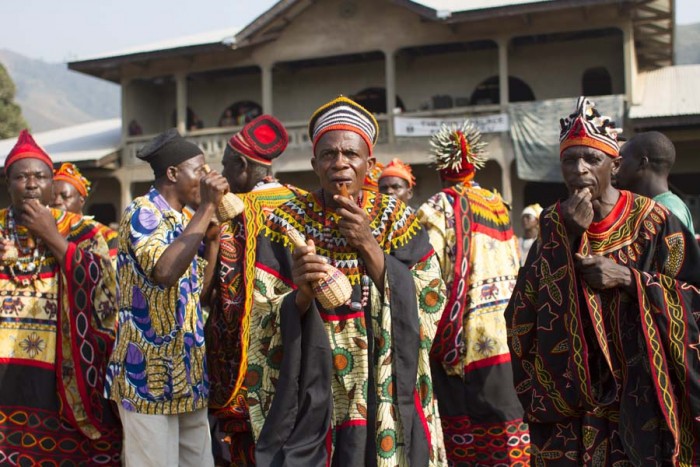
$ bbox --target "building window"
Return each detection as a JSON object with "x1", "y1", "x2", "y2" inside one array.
[
  {"x1": 219, "y1": 101, "x2": 263, "y2": 127},
  {"x1": 582, "y1": 67, "x2": 612, "y2": 96},
  {"x1": 470, "y1": 76, "x2": 535, "y2": 105}
]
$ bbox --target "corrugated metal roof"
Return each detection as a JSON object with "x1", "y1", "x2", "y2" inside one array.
[
  {"x1": 0, "y1": 119, "x2": 122, "y2": 168},
  {"x1": 74, "y1": 27, "x2": 240, "y2": 62},
  {"x1": 417, "y1": 0, "x2": 550, "y2": 12},
  {"x1": 629, "y1": 65, "x2": 700, "y2": 119}
]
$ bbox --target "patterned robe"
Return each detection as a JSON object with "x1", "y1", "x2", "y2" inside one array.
[
  {"x1": 206, "y1": 181, "x2": 298, "y2": 465},
  {"x1": 417, "y1": 183, "x2": 530, "y2": 466},
  {"x1": 506, "y1": 190, "x2": 700, "y2": 466},
  {"x1": 0, "y1": 208, "x2": 121, "y2": 465},
  {"x1": 247, "y1": 190, "x2": 448, "y2": 466}
]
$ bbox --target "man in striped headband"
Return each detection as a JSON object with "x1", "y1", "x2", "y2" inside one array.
[
  {"x1": 417, "y1": 122, "x2": 529, "y2": 465},
  {"x1": 246, "y1": 96, "x2": 448, "y2": 465},
  {"x1": 207, "y1": 114, "x2": 299, "y2": 466},
  {"x1": 506, "y1": 97, "x2": 700, "y2": 464}
]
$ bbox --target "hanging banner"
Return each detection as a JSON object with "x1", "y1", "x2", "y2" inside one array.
[{"x1": 394, "y1": 113, "x2": 509, "y2": 137}]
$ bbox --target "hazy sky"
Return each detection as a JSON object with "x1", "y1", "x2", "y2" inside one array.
[{"x1": 1, "y1": 0, "x2": 698, "y2": 63}]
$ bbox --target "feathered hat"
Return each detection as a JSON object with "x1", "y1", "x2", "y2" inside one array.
[{"x1": 430, "y1": 120, "x2": 488, "y2": 182}]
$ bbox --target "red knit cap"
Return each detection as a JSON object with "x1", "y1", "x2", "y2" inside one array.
[
  {"x1": 4, "y1": 130, "x2": 53, "y2": 172},
  {"x1": 228, "y1": 115, "x2": 288, "y2": 166}
]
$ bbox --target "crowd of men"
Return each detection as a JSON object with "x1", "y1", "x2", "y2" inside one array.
[{"x1": 0, "y1": 94, "x2": 698, "y2": 467}]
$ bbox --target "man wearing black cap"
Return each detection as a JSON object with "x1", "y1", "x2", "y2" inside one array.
[{"x1": 105, "y1": 129, "x2": 229, "y2": 466}]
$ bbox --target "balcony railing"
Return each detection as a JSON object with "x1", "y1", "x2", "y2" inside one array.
[{"x1": 122, "y1": 105, "x2": 503, "y2": 168}]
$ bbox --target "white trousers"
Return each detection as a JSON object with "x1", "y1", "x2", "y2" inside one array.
[{"x1": 118, "y1": 406, "x2": 215, "y2": 467}]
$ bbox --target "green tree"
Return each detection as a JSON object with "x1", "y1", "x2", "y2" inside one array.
[{"x1": 0, "y1": 62, "x2": 28, "y2": 139}]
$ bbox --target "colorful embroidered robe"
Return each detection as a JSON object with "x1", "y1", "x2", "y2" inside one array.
[
  {"x1": 0, "y1": 208, "x2": 121, "y2": 465},
  {"x1": 247, "y1": 190, "x2": 448, "y2": 466},
  {"x1": 506, "y1": 190, "x2": 700, "y2": 466},
  {"x1": 417, "y1": 182, "x2": 530, "y2": 466},
  {"x1": 206, "y1": 181, "x2": 298, "y2": 465}
]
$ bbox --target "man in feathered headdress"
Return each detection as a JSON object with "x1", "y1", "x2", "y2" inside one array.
[
  {"x1": 506, "y1": 97, "x2": 700, "y2": 464},
  {"x1": 416, "y1": 121, "x2": 529, "y2": 465},
  {"x1": 378, "y1": 158, "x2": 415, "y2": 205}
]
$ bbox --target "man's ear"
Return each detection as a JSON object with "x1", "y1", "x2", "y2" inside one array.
[
  {"x1": 639, "y1": 155, "x2": 649, "y2": 170},
  {"x1": 311, "y1": 156, "x2": 319, "y2": 176},
  {"x1": 166, "y1": 165, "x2": 178, "y2": 183},
  {"x1": 366, "y1": 156, "x2": 376, "y2": 172},
  {"x1": 406, "y1": 187, "x2": 414, "y2": 201},
  {"x1": 611, "y1": 157, "x2": 621, "y2": 176},
  {"x1": 78, "y1": 196, "x2": 86, "y2": 209}
]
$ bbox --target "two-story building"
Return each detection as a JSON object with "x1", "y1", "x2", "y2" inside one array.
[{"x1": 4, "y1": 0, "x2": 698, "y2": 234}]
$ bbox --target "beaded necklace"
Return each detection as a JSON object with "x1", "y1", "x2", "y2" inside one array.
[
  {"x1": 318, "y1": 189, "x2": 370, "y2": 310},
  {"x1": 2, "y1": 208, "x2": 47, "y2": 286}
]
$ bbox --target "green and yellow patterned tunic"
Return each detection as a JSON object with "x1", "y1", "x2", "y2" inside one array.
[{"x1": 247, "y1": 189, "x2": 448, "y2": 466}]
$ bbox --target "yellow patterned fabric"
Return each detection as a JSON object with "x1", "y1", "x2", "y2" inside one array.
[
  {"x1": 417, "y1": 184, "x2": 519, "y2": 373},
  {"x1": 0, "y1": 208, "x2": 121, "y2": 463},
  {"x1": 417, "y1": 183, "x2": 529, "y2": 465},
  {"x1": 247, "y1": 190, "x2": 447, "y2": 465},
  {"x1": 106, "y1": 187, "x2": 208, "y2": 415}
]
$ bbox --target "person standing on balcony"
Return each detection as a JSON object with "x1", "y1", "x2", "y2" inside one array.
[
  {"x1": 246, "y1": 96, "x2": 448, "y2": 465},
  {"x1": 0, "y1": 130, "x2": 122, "y2": 464},
  {"x1": 506, "y1": 97, "x2": 700, "y2": 464},
  {"x1": 206, "y1": 115, "x2": 300, "y2": 466},
  {"x1": 416, "y1": 121, "x2": 530, "y2": 466},
  {"x1": 105, "y1": 129, "x2": 229, "y2": 467},
  {"x1": 51, "y1": 162, "x2": 118, "y2": 259},
  {"x1": 614, "y1": 131, "x2": 696, "y2": 235},
  {"x1": 378, "y1": 158, "x2": 416, "y2": 206}
]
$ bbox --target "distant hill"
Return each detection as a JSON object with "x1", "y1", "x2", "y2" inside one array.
[
  {"x1": 676, "y1": 22, "x2": 700, "y2": 65},
  {"x1": 0, "y1": 49, "x2": 119, "y2": 132}
]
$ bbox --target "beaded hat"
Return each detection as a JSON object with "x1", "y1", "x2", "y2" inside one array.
[
  {"x1": 54, "y1": 162, "x2": 91, "y2": 197},
  {"x1": 227, "y1": 114, "x2": 288, "y2": 166},
  {"x1": 559, "y1": 96, "x2": 622, "y2": 158},
  {"x1": 379, "y1": 158, "x2": 415, "y2": 188},
  {"x1": 309, "y1": 96, "x2": 379, "y2": 155}
]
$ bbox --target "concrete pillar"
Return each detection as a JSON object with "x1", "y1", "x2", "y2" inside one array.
[
  {"x1": 121, "y1": 78, "x2": 131, "y2": 141},
  {"x1": 622, "y1": 22, "x2": 636, "y2": 105},
  {"x1": 175, "y1": 72, "x2": 187, "y2": 134},
  {"x1": 261, "y1": 64, "x2": 274, "y2": 115},
  {"x1": 497, "y1": 38, "x2": 509, "y2": 111},
  {"x1": 384, "y1": 49, "x2": 397, "y2": 143},
  {"x1": 118, "y1": 172, "x2": 133, "y2": 213}
]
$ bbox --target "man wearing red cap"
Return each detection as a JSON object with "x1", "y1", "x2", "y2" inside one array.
[
  {"x1": 52, "y1": 162, "x2": 118, "y2": 259},
  {"x1": 378, "y1": 158, "x2": 415, "y2": 205},
  {"x1": 506, "y1": 97, "x2": 700, "y2": 464},
  {"x1": 417, "y1": 121, "x2": 529, "y2": 465},
  {"x1": 206, "y1": 115, "x2": 300, "y2": 465},
  {"x1": 0, "y1": 130, "x2": 122, "y2": 463}
]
